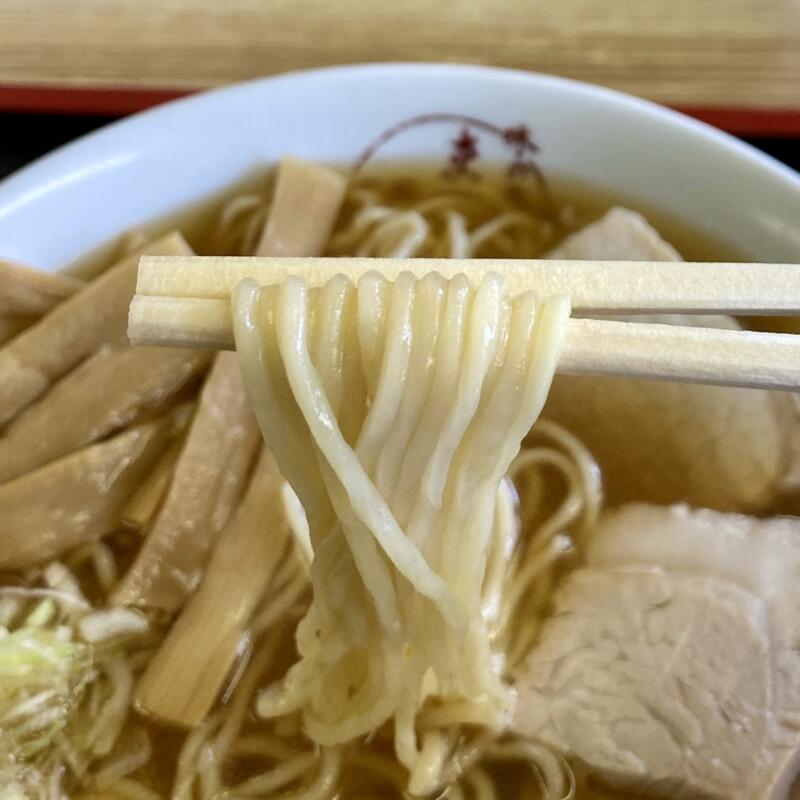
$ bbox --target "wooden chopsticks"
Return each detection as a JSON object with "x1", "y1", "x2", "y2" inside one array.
[
  {"x1": 128, "y1": 256, "x2": 800, "y2": 392},
  {"x1": 560, "y1": 318, "x2": 800, "y2": 391},
  {"x1": 134, "y1": 256, "x2": 800, "y2": 314}
]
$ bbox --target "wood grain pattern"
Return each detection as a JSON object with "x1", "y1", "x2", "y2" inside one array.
[{"x1": 0, "y1": 0, "x2": 798, "y2": 113}]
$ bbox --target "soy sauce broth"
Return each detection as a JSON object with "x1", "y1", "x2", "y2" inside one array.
[{"x1": 57, "y1": 164, "x2": 764, "y2": 800}]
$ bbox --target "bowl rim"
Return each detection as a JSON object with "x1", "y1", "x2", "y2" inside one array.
[{"x1": 2, "y1": 62, "x2": 799, "y2": 196}]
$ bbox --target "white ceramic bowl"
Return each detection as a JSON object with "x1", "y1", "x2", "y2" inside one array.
[{"x1": 1, "y1": 63, "x2": 799, "y2": 271}]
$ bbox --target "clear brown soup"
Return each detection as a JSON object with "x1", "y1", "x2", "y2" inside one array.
[
  {"x1": 44, "y1": 165, "x2": 782, "y2": 800},
  {"x1": 70, "y1": 164, "x2": 743, "y2": 276}
]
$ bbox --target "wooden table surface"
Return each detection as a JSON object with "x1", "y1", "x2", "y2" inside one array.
[{"x1": 1, "y1": 0, "x2": 799, "y2": 134}]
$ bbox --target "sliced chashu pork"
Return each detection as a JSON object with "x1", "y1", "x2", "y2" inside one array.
[
  {"x1": 543, "y1": 208, "x2": 799, "y2": 511},
  {"x1": 588, "y1": 504, "x2": 800, "y2": 729},
  {"x1": 513, "y1": 504, "x2": 800, "y2": 799},
  {"x1": 547, "y1": 206, "x2": 681, "y2": 261}
]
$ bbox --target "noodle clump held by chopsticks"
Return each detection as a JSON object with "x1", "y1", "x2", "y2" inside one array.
[{"x1": 233, "y1": 270, "x2": 570, "y2": 793}]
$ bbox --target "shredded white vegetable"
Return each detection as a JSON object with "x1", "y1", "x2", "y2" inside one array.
[{"x1": 78, "y1": 609, "x2": 149, "y2": 644}]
